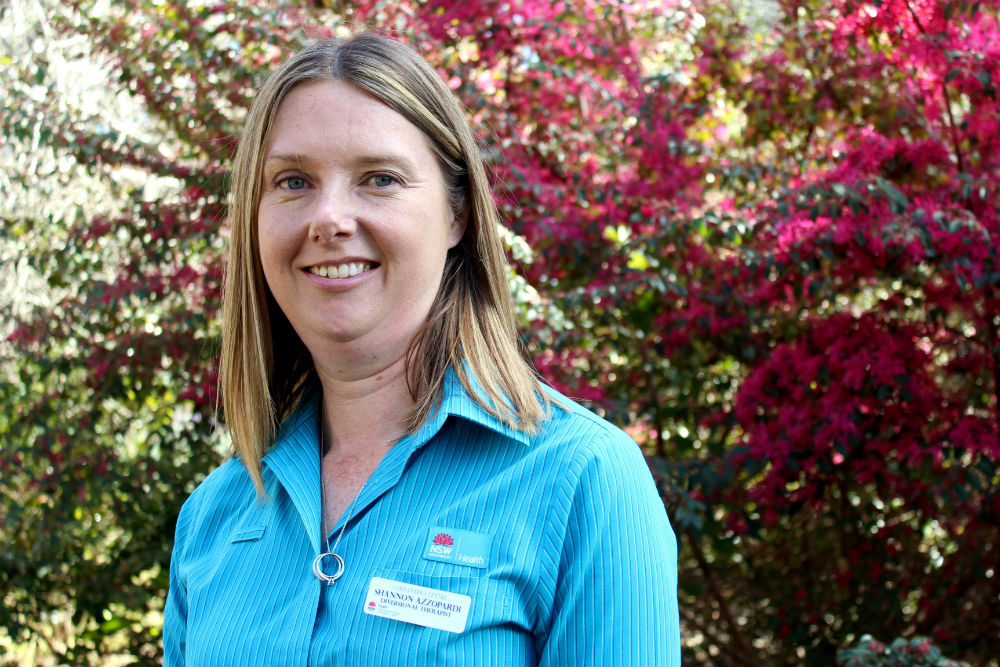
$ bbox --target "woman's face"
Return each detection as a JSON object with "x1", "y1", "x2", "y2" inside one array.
[{"x1": 257, "y1": 80, "x2": 465, "y2": 365}]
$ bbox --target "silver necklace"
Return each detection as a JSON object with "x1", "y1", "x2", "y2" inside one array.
[{"x1": 312, "y1": 423, "x2": 363, "y2": 586}]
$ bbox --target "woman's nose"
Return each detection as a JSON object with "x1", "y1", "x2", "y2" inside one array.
[{"x1": 309, "y1": 186, "x2": 357, "y2": 244}]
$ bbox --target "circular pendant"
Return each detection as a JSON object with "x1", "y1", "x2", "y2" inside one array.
[{"x1": 312, "y1": 552, "x2": 345, "y2": 585}]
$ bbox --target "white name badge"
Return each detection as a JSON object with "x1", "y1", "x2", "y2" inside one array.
[{"x1": 364, "y1": 576, "x2": 471, "y2": 633}]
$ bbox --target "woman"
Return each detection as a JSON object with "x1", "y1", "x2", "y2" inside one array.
[{"x1": 164, "y1": 32, "x2": 679, "y2": 667}]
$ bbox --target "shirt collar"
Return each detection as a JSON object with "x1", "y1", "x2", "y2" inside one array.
[
  {"x1": 259, "y1": 366, "x2": 531, "y2": 550},
  {"x1": 436, "y1": 365, "x2": 532, "y2": 448},
  {"x1": 264, "y1": 364, "x2": 532, "y2": 465},
  {"x1": 260, "y1": 395, "x2": 323, "y2": 549}
]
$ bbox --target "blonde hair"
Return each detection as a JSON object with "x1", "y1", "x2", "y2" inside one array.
[{"x1": 220, "y1": 33, "x2": 551, "y2": 493}]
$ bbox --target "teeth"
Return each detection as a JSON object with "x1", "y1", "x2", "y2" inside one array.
[{"x1": 309, "y1": 262, "x2": 372, "y2": 279}]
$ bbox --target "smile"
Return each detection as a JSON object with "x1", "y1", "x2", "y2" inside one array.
[{"x1": 307, "y1": 262, "x2": 373, "y2": 279}]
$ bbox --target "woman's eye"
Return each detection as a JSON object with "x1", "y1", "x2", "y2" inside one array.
[
  {"x1": 371, "y1": 174, "x2": 396, "y2": 187},
  {"x1": 280, "y1": 176, "x2": 307, "y2": 190}
]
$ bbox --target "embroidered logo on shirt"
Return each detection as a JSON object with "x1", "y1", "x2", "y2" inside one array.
[{"x1": 423, "y1": 526, "x2": 491, "y2": 568}]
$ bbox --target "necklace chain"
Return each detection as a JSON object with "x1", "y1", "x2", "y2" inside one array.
[{"x1": 313, "y1": 421, "x2": 363, "y2": 586}]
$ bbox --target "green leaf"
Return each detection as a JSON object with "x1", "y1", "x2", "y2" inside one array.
[{"x1": 875, "y1": 177, "x2": 909, "y2": 214}]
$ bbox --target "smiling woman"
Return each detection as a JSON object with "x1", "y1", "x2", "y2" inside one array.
[
  {"x1": 257, "y1": 79, "x2": 464, "y2": 361},
  {"x1": 163, "y1": 32, "x2": 680, "y2": 667}
]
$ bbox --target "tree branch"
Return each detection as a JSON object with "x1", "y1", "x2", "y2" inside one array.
[
  {"x1": 639, "y1": 343, "x2": 666, "y2": 457},
  {"x1": 904, "y1": 0, "x2": 967, "y2": 172},
  {"x1": 684, "y1": 529, "x2": 760, "y2": 664},
  {"x1": 987, "y1": 308, "x2": 1000, "y2": 430},
  {"x1": 679, "y1": 605, "x2": 760, "y2": 666}
]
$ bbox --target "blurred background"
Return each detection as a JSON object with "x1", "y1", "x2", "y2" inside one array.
[{"x1": 2, "y1": 0, "x2": 998, "y2": 665}]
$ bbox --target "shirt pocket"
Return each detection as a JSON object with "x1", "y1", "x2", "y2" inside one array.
[{"x1": 230, "y1": 526, "x2": 266, "y2": 543}]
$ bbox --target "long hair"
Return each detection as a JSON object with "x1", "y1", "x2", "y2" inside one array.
[{"x1": 220, "y1": 33, "x2": 551, "y2": 494}]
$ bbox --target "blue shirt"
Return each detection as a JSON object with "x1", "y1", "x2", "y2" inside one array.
[{"x1": 164, "y1": 371, "x2": 680, "y2": 666}]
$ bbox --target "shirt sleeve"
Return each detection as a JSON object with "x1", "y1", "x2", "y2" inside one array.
[
  {"x1": 163, "y1": 493, "x2": 196, "y2": 667},
  {"x1": 538, "y1": 428, "x2": 681, "y2": 667}
]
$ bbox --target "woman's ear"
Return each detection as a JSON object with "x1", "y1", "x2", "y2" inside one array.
[{"x1": 447, "y1": 207, "x2": 468, "y2": 249}]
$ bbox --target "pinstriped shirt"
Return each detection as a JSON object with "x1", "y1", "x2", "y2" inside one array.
[{"x1": 163, "y1": 370, "x2": 680, "y2": 666}]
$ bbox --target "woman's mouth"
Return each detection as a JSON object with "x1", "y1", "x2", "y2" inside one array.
[{"x1": 306, "y1": 262, "x2": 374, "y2": 279}]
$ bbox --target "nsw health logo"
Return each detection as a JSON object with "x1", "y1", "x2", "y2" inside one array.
[
  {"x1": 422, "y1": 527, "x2": 491, "y2": 569},
  {"x1": 429, "y1": 533, "x2": 455, "y2": 556}
]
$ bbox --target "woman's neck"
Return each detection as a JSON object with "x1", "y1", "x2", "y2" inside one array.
[{"x1": 314, "y1": 353, "x2": 413, "y2": 457}]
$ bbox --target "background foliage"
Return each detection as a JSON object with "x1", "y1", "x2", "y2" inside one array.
[{"x1": 1, "y1": 0, "x2": 998, "y2": 665}]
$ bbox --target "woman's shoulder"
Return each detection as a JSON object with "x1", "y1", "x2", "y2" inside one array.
[
  {"x1": 539, "y1": 382, "x2": 634, "y2": 438},
  {"x1": 535, "y1": 383, "x2": 648, "y2": 470},
  {"x1": 529, "y1": 383, "x2": 669, "y2": 538},
  {"x1": 175, "y1": 455, "x2": 256, "y2": 534},
  {"x1": 184, "y1": 391, "x2": 318, "y2": 512}
]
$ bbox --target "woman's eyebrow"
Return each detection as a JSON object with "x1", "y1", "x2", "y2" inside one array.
[
  {"x1": 263, "y1": 153, "x2": 307, "y2": 167},
  {"x1": 351, "y1": 153, "x2": 418, "y2": 171},
  {"x1": 262, "y1": 152, "x2": 419, "y2": 172}
]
